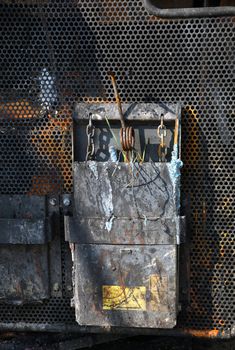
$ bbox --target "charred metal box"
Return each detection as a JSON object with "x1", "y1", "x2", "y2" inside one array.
[{"x1": 65, "y1": 103, "x2": 183, "y2": 328}]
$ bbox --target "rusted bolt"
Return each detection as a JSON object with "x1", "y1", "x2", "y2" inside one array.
[
  {"x1": 49, "y1": 198, "x2": 57, "y2": 206},
  {"x1": 63, "y1": 198, "x2": 71, "y2": 207}
]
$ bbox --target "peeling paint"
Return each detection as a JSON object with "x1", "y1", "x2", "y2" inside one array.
[
  {"x1": 168, "y1": 144, "x2": 183, "y2": 211},
  {"x1": 101, "y1": 187, "x2": 113, "y2": 218},
  {"x1": 143, "y1": 214, "x2": 148, "y2": 227},
  {"x1": 105, "y1": 214, "x2": 115, "y2": 232},
  {"x1": 88, "y1": 161, "x2": 99, "y2": 180},
  {"x1": 169, "y1": 144, "x2": 183, "y2": 186},
  {"x1": 100, "y1": 174, "x2": 114, "y2": 231},
  {"x1": 167, "y1": 144, "x2": 183, "y2": 244}
]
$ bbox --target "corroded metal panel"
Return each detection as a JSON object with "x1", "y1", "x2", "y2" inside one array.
[
  {"x1": 0, "y1": 195, "x2": 62, "y2": 303},
  {"x1": 0, "y1": 245, "x2": 49, "y2": 304},
  {"x1": 74, "y1": 244, "x2": 177, "y2": 328}
]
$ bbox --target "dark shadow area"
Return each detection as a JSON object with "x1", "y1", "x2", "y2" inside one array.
[
  {"x1": 179, "y1": 107, "x2": 218, "y2": 331},
  {"x1": 0, "y1": 333, "x2": 235, "y2": 350}
]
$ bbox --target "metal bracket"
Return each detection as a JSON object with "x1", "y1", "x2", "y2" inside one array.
[{"x1": 0, "y1": 194, "x2": 62, "y2": 303}]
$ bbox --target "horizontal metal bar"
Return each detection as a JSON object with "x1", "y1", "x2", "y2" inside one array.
[
  {"x1": 0, "y1": 323, "x2": 232, "y2": 339},
  {"x1": 73, "y1": 103, "x2": 178, "y2": 122},
  {"x1": 142, "y1": 0, "x2": 235, "y2": 18}
]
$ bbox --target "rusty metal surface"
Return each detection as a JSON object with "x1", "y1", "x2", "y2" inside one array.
[
  {"x1": 0, "y1": 116, "x2": 72, "y2": 195},
  {"x1": 74, "y1": 244, "x2": 177, "y2": 328}
]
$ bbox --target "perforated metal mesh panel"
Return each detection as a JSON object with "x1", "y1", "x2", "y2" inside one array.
[{"x1": 0, "y1": 0, "x2": 234, "y2": 334}]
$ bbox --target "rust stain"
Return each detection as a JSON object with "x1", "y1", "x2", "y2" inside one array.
[
  {"x1": 185, "y1": 329, "x2": 220, "y2": 338},
  {"x1": 29, "y1": 110, "x2": 72, "y2": 195},
  {"x1": 0, "y1": 100, "x2": 37, "y2": 119},
  {"x1": 183, "y1": 107, "x2": 201, "y2": 170},
  {"x1": 117, "y1": 266, "x2": 129, "y2": 307},
  {"x1": 0, "y1": 99, "x2": 72, "y2": 195},
  {"x1": 48, "y1": 113, "x2": 72, "y2": 131},
  {"x1": 149, "y1": 274, "x2": 168, "y2": 312},
  {"x1": 28, "y1": 176, "x2": 61, "y2": 196}
]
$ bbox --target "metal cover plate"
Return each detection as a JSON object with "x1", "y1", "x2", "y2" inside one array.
[
  {"x1": 68, "y1": 161, "x2": 178, "y2": 245},
  {"x1": 74, "y1": 161, "x2": 175, "y2": 218},
  {"x1": 74, "y1": 244, "x2": 177, "y2": 328}
]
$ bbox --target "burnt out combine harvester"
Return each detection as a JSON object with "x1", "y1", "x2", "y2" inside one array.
[{"x1": 0, "y1": 0, "x2": 234, "y2": 344}]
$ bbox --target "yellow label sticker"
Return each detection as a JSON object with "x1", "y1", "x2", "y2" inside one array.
[{"x1": 102, "y1": 285, "x2": 146, "y2": 310}]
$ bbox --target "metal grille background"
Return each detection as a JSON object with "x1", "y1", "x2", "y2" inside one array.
[{"x1": 0, "y1": 0, "x2": 234, "y2": 334}]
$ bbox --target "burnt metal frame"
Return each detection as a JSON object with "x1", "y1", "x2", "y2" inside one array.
[{"x1": 67, "y1": 102, "x2": 182, "y2": 329}]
